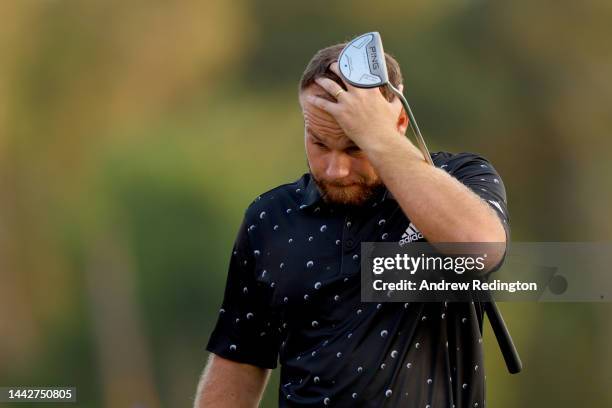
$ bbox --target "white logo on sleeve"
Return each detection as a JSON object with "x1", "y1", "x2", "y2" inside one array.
[
  {"x1": 398, "y1": 222, "x2": 424, "y2": 246},
  {"x1": 488, "y1": 199, "x2": 505, "y2": 215}
]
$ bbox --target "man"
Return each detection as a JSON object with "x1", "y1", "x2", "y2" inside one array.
[{"x1": 194, "y1": 43, "x2": 509, "y2": 407}]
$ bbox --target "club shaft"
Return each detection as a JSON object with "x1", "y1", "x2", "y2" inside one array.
[{"x1": 389, "y1": 85, "x2": 434, "y2": 166}]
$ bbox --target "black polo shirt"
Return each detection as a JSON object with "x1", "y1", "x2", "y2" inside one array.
[{"x1": 206, "y1": 151, "x2": 509, "y2": 408}]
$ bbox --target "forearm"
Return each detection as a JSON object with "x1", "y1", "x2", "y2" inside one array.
[
  {"x1": 194, "y1": 354, "x2": 271, "y2": 408},
  {"x1": 365, "y1": 134, "x2": 506, "y2": 244}
]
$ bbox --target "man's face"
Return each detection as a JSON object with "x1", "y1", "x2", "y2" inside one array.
[{"x1": 299, "y1": 83, "x2": 384, "y2": 207}]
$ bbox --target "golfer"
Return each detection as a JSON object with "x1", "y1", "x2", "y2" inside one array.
[{"x1": 194, "y1": 43, "x2": 509, "y2": 407}]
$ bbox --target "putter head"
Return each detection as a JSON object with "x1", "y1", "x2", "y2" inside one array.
[{"x1": 338, "y1": 32, "x2": 389, "y2": 88}]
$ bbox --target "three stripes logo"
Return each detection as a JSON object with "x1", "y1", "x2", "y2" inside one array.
[{"x1": 398, "y1": 222, "x2": 423, "y2": 246}]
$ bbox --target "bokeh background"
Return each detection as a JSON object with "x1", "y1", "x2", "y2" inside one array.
[{"x1": 1, "y1": 1, "x2": 611, "y2": 407}]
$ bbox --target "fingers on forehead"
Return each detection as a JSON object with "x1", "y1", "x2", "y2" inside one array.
[{"x1": 310, "y1": 62, "x2": 346, "y2": 92}]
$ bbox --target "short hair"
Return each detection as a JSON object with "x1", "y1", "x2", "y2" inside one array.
[{"x1": 299, "y1": 42, "x2": 403, "y2": 102}]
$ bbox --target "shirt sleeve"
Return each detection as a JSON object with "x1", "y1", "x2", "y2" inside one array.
[
  {"x1": 439, "y1": 152, "x2": 511, "y2": 273},
  {"x1": 206, "y1": 213, "x2": 282, "y2": 369}
]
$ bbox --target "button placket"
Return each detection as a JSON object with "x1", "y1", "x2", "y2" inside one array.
[{"x1": 340, "y1": 216, "x2": 359, "y2": 276}]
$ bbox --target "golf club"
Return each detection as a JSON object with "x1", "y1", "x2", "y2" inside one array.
[{"x1": 338, "y1": 31, "x2": 434, "y2": 166}]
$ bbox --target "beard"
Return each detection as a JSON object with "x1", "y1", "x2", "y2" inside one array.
[{"x1": 308, "y1": 166, "x2": 385, "y2": 208}]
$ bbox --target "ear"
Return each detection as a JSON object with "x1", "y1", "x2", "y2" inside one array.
[{"x1": 394, "y1": 84, "x2": 409, "y2": 135}]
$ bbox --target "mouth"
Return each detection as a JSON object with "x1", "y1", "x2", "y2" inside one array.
[{"x1": 327, "y1": 183, "x2": 360, "y2": 188}]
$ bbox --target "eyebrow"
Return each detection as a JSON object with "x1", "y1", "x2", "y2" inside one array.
[{"x1": 306, "y1": 127, "x2": 323, "y2": 142}]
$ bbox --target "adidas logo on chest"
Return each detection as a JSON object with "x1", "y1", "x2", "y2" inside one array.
[{"x1": 398, "y1": 222, "x2": 423, "y2": 246}]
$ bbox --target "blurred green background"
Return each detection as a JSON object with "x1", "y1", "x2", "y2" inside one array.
[{"x1": 1, "y1": 1, "x2": 611, "y2": 407}]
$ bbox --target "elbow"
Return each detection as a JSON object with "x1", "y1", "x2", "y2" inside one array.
[
  {"x1": 482, "y1": 246, "x2": 506, "y2": 273},
  {"x1": 478, "y1": 224, "x2": 507, "y2": 273},
  {"x1": 455, "y1": 222, "x2": 507, "y2": 273},
  {"x1": 476, "y1": 226, "x2": 506, "y2": 245},
  {"x1": 459, "y1": 216, "x2": 506, "y2": 244}
]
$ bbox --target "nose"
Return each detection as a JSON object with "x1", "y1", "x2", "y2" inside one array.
[{"x1": 325, "y1": 151, "x2": 351, "y2": 180}]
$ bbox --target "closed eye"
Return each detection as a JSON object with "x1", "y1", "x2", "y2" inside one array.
[
  {"x1": 308, "y1": 132, "x2": 328, "y2": 149},
  {"x1": 313, "y1": 141, "x2": 328, "y2": 150}
]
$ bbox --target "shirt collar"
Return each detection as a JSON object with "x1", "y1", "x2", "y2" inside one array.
[
  {"x1": 382, "y1": 189, "x2": 396, "y2": 202},
  {"x1": 301, "y1": 173, "x2": 323, "y2": 210}
]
